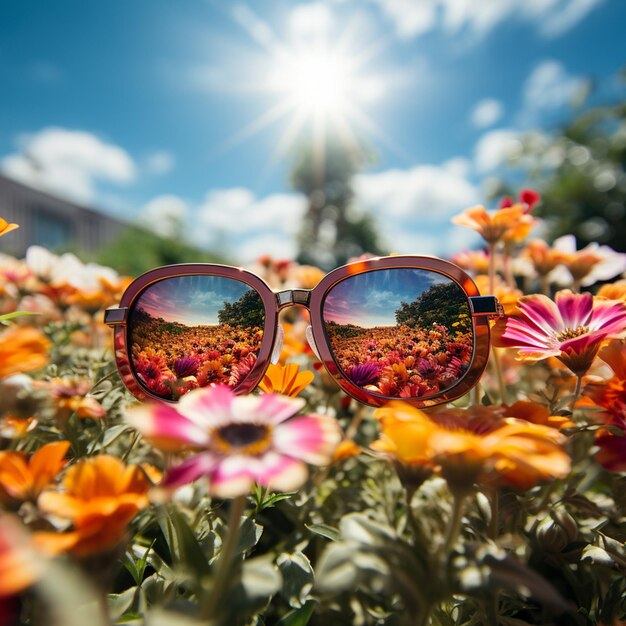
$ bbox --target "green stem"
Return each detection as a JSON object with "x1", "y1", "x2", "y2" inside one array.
[
  {"x1": 572, "y1": 374, "x2": 583, "y2": 415},
  {"x1": 200, "y1": 494, "x2": 247, "y2": 622},
  {"x1": 442, "y1": 492, "x2": 467, "y2": 555},
  {"x1": 492, "y1": 347, "x2": 507, "y2": 405},
  {"x1": 488, "y1": 243, "x2": 497, "y2": 295},
  {"x1": 488, "y1": 487, "x2": 499, "y2": 540}
]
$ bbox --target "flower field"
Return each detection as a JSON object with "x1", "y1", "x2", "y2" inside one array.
[
  {"x1": 325, "y1": 322, "x2": 473, "y2": 397},
  {"x1": 129, "y1": 309, "x2": 264, "y2": 399},
  {"x1": 2, "y1": 194, "x2": 626, "y2": 626}
]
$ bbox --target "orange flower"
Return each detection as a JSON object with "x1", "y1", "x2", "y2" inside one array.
[
  {"x1": 37, "y1": 377, "x2": 106, "y2": 420},
  {"x1": 451, "y1": 204, "x2": 530, "y2": 245},
  {"x1": 0, "y1": 515, "x2": 43, "y2": 598},
  {"x1": 0, "y1": 326, "x2": 50, "y2": 379},
  {"x1": 0, "y1": 441, "x2": 70, "y2": 502},
  {"x1": 258, "y1": 362, "x2": 314, "y2": 397},
  {"x1": 598, "y1": 281, "x2": 626, "y2": 302},
  {"x1": 584, "y1": 340, "x2": 626, "y2": 426},
  {"x1": 0, "y1": 218, "x2": 19, "y2": 238},
  {"x1": 34, "y1": 455, "x2": 151, "y2": 557},
  {"x1": 521, "y1": 240, "x2": 568, "y2": 277},
  {"x1": 373, "y1": 402, "x2": 570, "y2": 493},
  {"x1": 504, "y1": 400, "x2": 574, "y2": 430},
  {"x1": 332, "y1": 439, "x2": 361, "y2": 462}
]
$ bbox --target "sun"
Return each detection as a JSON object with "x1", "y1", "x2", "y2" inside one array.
[{"x1": 270, "y1": 48, "x2": 358, "y2": 116}]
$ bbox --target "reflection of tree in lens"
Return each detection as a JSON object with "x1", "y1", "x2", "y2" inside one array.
[
  {"x1": 129, "y1": 289, "x2": 265, "y2": 400},
  {"x1": 325, "y1": 280, "x2": 473, "y2": 399}
]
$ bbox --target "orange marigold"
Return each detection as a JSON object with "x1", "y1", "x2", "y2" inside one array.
[
  {"x1": 0, "y1": 441, "x2": 70, "y2": 503},
  {"x1": 373, "y1": 402, "x2": 570, "y2": 493},
  {"x1": 34, "y1": 455, "x2": 151, "y2": 557},
  {"x1": 0, "y1": 218, "x2": 19, "y2": 238},
  {"x1": 0, "y1": 326, "x2": 50, "y2": 379}
]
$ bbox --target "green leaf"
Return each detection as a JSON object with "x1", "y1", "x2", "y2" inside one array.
[
  {"x1": 277, "y1": 552, "x2": 314, "y2": 609},
  {"x1": 0, "y1": 311, "x2": 40, "y2": 323},
  {"x1": 157, "y1": 505, "x2": 211, "y2": 580},
  {"x1": 305, "y1": 523, "x2": 339, "y2": 542},
  {"x1": 235, "y1": 515, "x2": 263, "y2": 554},
  {"x1": 240, "y1": 556, "x2": 281, "y2": 600},
  {"x1": 276, "y1": 600, "x2": 316, "y2": 626}
]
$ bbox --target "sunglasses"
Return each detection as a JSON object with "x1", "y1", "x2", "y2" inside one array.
[{"x1": 104, "y1": 255, "x2": 503, "y2": 408}]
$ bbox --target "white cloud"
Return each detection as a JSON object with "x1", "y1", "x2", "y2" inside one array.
[
  {"x1": 355, "y1": 163, "x2": 479, "y2": 219},
  {"x1": 371, "y1": 0, "x2": 603, "y2": 40},
  {"x1": 195, "y1": 188, "x2": 306, "y2": 262},
  {"x1": 354, "y1": 162, "x2": 481, "y2": 257},
  {"x1": 522, "y1": 59, "x2": 586, "y2": 115},
  {"x1": 1, "y1": 127, "x2": 136, "y2": 204},
  {"x1": 538, "y1": 0, "x2": 604, "y2": 37},
  {"x1": 144, "y1": 150, "x2": 175, "y2": 175},
  {"x1": 139, "y1": 195, "x2": 190, "y2": 237},
  {"x1": 470, "y1": 98, "x2": 504, "y2": 129},
  {"x1": 473, "y1": 128, "x2": 523, "y2": 173}
]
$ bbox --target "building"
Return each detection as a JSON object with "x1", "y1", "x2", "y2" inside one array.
[{"x1": 0, "y1": 174, "x2": 128, "y2": 257}]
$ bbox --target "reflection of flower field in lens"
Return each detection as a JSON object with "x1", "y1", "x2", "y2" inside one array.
[
  {"x1": 130, "y1": 309, "x2": 263, "y2": 399},
  {"x1": 326, "y1": 321, "x2": 473, "y2": 398}
]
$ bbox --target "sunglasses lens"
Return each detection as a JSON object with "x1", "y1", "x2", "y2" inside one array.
[
  {"x1": 322, "y1": 268, "x2": 473, "y2": 399},
  {"x1": 128, "y1": 275, "x2": 265, "y2": 399}
]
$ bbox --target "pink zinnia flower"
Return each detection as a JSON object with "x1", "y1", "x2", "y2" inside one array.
[
  {"x1": 492, "y1": 291, "x2": 626, "y2": 375},
  {"x1": 127, "y1": 385, "x2": 341, "y2": 498}
]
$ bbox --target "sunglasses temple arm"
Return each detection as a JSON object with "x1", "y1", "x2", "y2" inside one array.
[
  {"x1": 104, "y1": 307, "x2": 129, "y2": 326},
  {"x1": 468, "y1": 296, "x2": 505, "y2": 320}
]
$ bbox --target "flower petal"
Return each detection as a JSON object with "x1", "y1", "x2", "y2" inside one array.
[
  {"x1": 252, "y1": 452, "x2": 308, "y2": 492},
  {"x1": 209, "y1": 455, "x2": 255, "y2": 498},
  {"x1": 177, "y1": 384, "x2": 235, "y2": 428},
  {"x1": 127, "y1": 402, "x2": 209, "y2": 450},
  {"x1": 162, "y1": 453, "x2": 218, "y2": 488},
  {"x1": 273, "y1": 416, "x2": 341, "y2": 465},
  {"x1": 516, "y1": 295, "x2": 564, "y2": 334},
  {"x1": 555, "y1": 291, "x2": 593, "y2": 329}
]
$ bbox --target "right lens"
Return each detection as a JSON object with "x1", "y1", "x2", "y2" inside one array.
[
  {"x1": 322, "y1": 268, "x2": 474, "y2": 399},
  {"x1": 128, "y1": 274, "x2": 265, "y2": 400}
]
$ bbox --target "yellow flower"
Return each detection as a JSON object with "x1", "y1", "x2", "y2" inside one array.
[
  {"x1": 0, "y1": 441, "x2": 70, "y2": 503},
  {"x1": 0, "y1": 326, "x2": 50, "y2": 379},
  {"x1": 34, "y1": 455, "x2": 151, "y2": 558},
  {"x1": 0, "y1": 218, "x2": 19, "y2": 238},
  {"x1": 258, "y1": 362, "x2": 314, "y2": 397},
  {"x1": 373, "y1": 402, "x2": 570, "y2": 493},
  {"x1": 598, "y1": 281, "x2": 626, "y2": 302}
]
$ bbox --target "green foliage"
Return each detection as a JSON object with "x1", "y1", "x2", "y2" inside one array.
[
  {"x1": 96, "y1": 225, "x2": 228, "y2": 276},
  {"x1": 217, "y1": 289, "x2": 265, "y2": 328},
  {"x1": 394, "y1": 282, "x2": 471, "y2": 332},
  {"x1": 498, "y1": 75, "x2": 626, "y2": 252}
]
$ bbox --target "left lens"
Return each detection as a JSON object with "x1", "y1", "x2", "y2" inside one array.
[
  {"x1": 322, "y1": 268, "x2": 473, "y2": 399},
  {"x1": 128, "y1": 274, "x2": 265, "y2": 400}
]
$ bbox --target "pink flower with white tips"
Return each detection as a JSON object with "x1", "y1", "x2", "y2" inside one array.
[
  {"x1": 127, "y1": 385, "x2": 341, "y2": 498},
  {"x1": 492, "y1": 290, "x2": 626, "y2": 376}
]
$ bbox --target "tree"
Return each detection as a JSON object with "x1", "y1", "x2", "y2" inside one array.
[
  {"x1": 217, "y1": 290, "x2": 265, "y2": 328},
  {"x1": 290, "y1": 133, "x2": 386, "y2": 270},
  {"x1": 395, "y1": 283, "x2": 471, "y2": 332},
  {"x1": 493, "y1": 73, "x2": 626, "y2": 252},
  {"x1": 96, "y1": 226, "x2": 228, "y2": 276}
]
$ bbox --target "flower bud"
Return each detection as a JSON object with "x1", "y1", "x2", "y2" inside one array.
[{"x1": 536, "y1": 506, "x2": 577, "y2": 552}]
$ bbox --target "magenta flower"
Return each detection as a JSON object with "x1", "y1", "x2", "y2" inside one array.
[
  {"x1": 126, "y1": 385, "x2": 341, "y2": 498},
  {"x1": 492, "y1": 290, "x2": 626, "y2": 375},
  {"x1": 348, "y1": 362, "x2": 380, "y2": 386}
]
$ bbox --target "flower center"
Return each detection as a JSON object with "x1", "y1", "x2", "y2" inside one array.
[
  {"x1": 213, "y1": 423, "x2": 271, "y2": 455},
  {"x1": 555, "y1": 325, "x2": 589, "y2": 342}
]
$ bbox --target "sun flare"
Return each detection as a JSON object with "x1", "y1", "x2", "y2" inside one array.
[{"x1": 270, "y1": 48, "x2": 358, "y2": 116}]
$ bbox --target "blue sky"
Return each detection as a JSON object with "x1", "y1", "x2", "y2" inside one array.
[
  {"x1": 136, "y1": 275, "x2": 257, "y2": 326},
  {"x1": 1, "y1": 0, "x2": 625, "y2": 263},
  {"x1": 323, "y1": 268, "x2": 451, "y2": 327}
]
